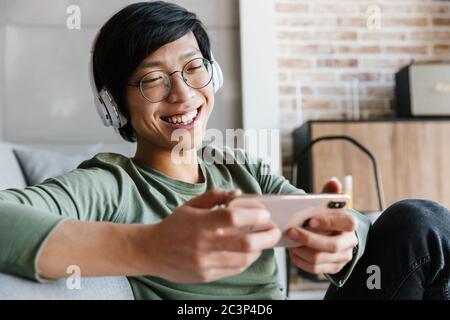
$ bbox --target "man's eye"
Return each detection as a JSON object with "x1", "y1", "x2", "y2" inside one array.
[
  {"x1": 186, "y1": 65, "x2": 203, "y2": 73},
  {"x1": 143, "y1": 76, "x2": 163, "y2": 85}
]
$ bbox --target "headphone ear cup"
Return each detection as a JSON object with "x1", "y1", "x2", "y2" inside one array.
[
  {"x1": 212, "y1": 62, "x2": 223, "y2": 93},
  {"x1": 210, "y1": 52, "x2": 223, "y2": 93},
  {"x1": 95, "y1": 98, "x2": 113, "y2": 127},
  {"x1": 99, "y1": 88, "x2": 127, "y2": 129}
]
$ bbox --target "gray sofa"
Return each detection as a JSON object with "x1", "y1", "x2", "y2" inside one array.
[
  {"x1": 0, "y1": 142, "x2": 287, "y2": 299},
  {"x1": 0, "y1": 142, "x2": 135, "y2": 299}
]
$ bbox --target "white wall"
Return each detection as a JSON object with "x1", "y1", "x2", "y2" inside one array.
[
  {"x1": 0, "y1": 0, "x2": 5, "y2": 141},
  {"x1": 0, "y1": 0, "x2": 241, "y2": 155},
  {"x1": 239, "y1": 0, "x2": 281, "y2": 174}
]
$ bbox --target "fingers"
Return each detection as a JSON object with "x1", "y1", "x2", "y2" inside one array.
[
  {"x1": 287, "y1": 227, "x2": 358, "y2": 253},
  {"x1": 227, "y1": 197, "x2": 266, "y2": 210},
  {"x1": 308, "y1": 212, "x2": 358, "y2": 233},
  {"x1": 196, "y1": 265, "x2": 253, "y2": 283},
  {"x1": 289, "y1": 252, "x2": 348, "y2": 275},
  {"x1": 198, "y1": 251, "x2": 261, "y2": 269},
  {"x1": 289, "y1": 246, "x2": 353, "y2": 265},
  {"x1": 185, "y1": 188, "x2": 241, "y2": 209},
  {"x1": 210, "y1": 227, "x2": 282, "y2": 252},
  {"x1": 203, "y1": 207, "x2": 272, "y2": 230}
]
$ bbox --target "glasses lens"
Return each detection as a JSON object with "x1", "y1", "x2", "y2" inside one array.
[
  {"x1": 183, "y1": 58, "x2": 213, "y2": 89},
  {"x1": 140, "y1": 71, "x2": 171, "y2": 102}
]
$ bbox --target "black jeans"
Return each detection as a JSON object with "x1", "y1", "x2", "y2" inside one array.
[{"x1": 325, "y1": 199, "x2": 450, "y2": 300}]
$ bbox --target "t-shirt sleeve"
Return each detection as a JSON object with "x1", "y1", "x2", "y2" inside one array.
[{"x1": 0, "y1": 162, "x2": 128, "y2": 281}]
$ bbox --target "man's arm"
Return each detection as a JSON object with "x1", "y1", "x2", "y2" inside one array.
[
  {"x1": 0, "y1": 202, "x2": 69, "y2": 281},
  {"x1": 0, "y1": 201, "x2": 146, "y2": 281},
  {"x1": 325, "y1": 208, "x2": 371, "y2": 287},
  {"x1": 3, "y1": 188, "x2": 281, "y2": 283},
  {"x1": 0, "y1": 168, "x2": 127, "y2": 281},
  {"x1": 37, "y1": 188, "x2": 282, "y2": 283},
  {"x1": 37, "y1": 220, "x2": 155, "y2": 279}
]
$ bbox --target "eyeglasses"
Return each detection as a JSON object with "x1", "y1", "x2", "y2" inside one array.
[{"x1": 127, "y1": 57, "x2": 214, "y2": 103}]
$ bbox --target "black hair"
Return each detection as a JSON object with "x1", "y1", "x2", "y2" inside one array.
[{"x1": 93, "y1": 1, "x2": 211, "y2": 142}]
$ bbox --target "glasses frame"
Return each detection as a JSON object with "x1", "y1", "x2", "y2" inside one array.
[{"x1": 127, "y1": 57, "x2": 214, "y2": 103}]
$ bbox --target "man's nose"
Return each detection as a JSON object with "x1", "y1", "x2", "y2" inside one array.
[{"x1": 166, "y1": 71, "x2": 193, "y2": 103}]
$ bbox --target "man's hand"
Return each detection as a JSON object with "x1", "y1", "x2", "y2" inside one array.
[
  {"x1": 142, "y1": 188, "x2": 281, "y2": 283},
  {"x1": 287, "y1": 178, "x2": 358, "y2": 275}
]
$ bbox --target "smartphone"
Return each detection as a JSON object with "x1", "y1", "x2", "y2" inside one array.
[{"x1": 227, "y1": 194, "x2": 350, "y2": 247}]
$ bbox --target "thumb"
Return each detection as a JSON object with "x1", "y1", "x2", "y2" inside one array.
[
  {"x1": 321, "y1": 177, "x2": 342, "y2": 194},
  {"x1": 185, "y1": 188, "x2": 242, "y2": 209}
]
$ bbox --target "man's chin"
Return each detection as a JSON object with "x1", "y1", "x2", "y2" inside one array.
[
  {"x1": 168, "y1": 141, "x2": 204, "y2": 165},
  {"x1": 167, "y1": 129, "x2": 205, "y2": 148},
  {"x1": 169, "y1": 140, "x2": 203, "y2": 152}
]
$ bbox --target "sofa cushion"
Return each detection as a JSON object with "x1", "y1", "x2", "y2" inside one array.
[
  {"x1": 13, "y1": 147, "x2": 89, "y2": 186},
  {"x1": 0, "y1": 143, "x2": 27, "y2": 190},
  {"x1": 0, "y1": 273, "x2": 134, "y2": 300}
]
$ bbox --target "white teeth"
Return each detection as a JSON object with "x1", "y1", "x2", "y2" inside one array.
[{"x1": 164, "y1": 108, "x2": 199, "y2": 124}]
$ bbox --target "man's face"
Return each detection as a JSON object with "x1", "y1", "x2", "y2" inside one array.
[{"x1": 125, "y1": 32, "x2": 215, "y2": 151}]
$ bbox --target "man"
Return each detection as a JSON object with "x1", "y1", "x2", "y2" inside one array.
[{"x1": 0, "y1": 1, "x2": 448, "y2": 299}]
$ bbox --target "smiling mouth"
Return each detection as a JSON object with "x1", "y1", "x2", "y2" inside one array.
[{"x1": 160, "y1": 106, "x2": 202, "y2": 125}]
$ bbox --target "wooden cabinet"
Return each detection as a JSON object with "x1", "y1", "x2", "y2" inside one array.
[{"x1": 293, "y1": 120, "x2": 450, "y2": 212}]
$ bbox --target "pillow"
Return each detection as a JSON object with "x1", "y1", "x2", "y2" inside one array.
[
  {"x1": 13, "y1": 147, "x2": 91, "y2": 186},
  {"x1": 0, "y1": 143, "x2": 28, "y2": 190}
]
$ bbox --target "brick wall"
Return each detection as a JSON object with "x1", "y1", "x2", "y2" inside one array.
[{"x1": 275, "y1": 0, "x2": 450, "y2": 178}]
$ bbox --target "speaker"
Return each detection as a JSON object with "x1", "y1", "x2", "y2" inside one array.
[{"x1": 396, "y1": 63, "x2": 450, "y2": 118}]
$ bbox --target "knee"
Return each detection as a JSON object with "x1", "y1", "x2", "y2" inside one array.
[
  {"x1": 376, "y1": 199, "x2": 450, "y2": 234},
  {"x1": 387, "y1": 199, "x2": 448, "y2": 219}
]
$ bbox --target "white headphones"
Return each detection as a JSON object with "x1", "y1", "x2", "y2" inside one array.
[{"x1": 88, "y1": 32, "x2": 224, "y2": 129}]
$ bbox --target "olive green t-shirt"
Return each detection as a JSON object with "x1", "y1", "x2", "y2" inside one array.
[{"x1": 0, "y1": 146, "x2": 370, "y2": 299}]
